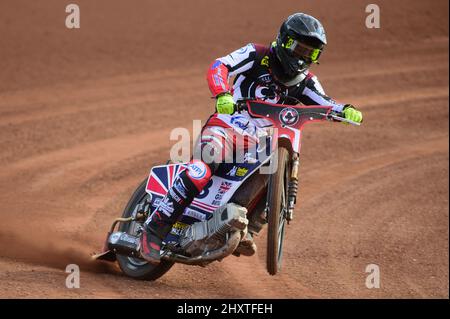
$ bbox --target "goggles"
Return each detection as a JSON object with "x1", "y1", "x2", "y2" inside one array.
[{"x1": 283, "y1": 37, "x2": 322, "y2": 64}]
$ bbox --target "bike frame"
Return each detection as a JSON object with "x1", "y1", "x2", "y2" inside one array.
[
  {"x1": 144, "y1": 100, "x2": 335, "y2": 245},
  {"x1": 243, "y1": 100, "x2": 333, "y2": 221}
]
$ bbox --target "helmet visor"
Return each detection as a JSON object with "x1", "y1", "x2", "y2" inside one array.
[{"x1": 285, "y1": 39, "x2": 322, "y2": 64}]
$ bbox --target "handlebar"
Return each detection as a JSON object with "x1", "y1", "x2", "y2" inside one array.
[
  {"x1": 235, "y1": 98, "x2": 361, "y2": 126},
  {"x1": 323, "y1": 111, "x2": 361, "y2": 126}
]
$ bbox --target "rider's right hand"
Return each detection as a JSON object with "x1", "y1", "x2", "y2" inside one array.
[{"x1": 216, "y1": 93, "x2": 235, "y2": 114}]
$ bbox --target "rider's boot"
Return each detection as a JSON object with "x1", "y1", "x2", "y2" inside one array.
[
  {"x1": 140, "y1": 160, "x2": 212, "y2": 264},
  {"x1": 234, "y1": 195, "x2": 267, "y2": 256},
  {"x1": 235, "y1": 232, "x2": 257, "y2": 256}
]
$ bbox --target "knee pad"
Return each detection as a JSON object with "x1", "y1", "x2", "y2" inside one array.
[{"x1": 184, "y1": 160, "x2": 212, "y2": 192}]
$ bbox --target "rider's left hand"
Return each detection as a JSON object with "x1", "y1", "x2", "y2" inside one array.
[{"x1": 343, "y1": 104, "x2": 363, "y2": 124}]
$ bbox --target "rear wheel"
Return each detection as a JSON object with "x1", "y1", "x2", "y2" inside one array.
[
  {"x1": 266, "y1": 147, "x2": 290, "y2": 275},
  {"x1": 116, "y1": 179, "x2": 175, "y2": 281}
]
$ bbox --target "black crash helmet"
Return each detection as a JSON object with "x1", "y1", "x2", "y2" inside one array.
[{"x1": 271, "y1": 13, "x2": 327, "y2": 87}]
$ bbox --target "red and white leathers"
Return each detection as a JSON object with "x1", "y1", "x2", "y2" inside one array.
[
  {"x1": 206, "y1": 43, "x2": 345, "y2": 109},
  {"x1": 200, "y1": 42, "x2": 345, "y2": 165}
]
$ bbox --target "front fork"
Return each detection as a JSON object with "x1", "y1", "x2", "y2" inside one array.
[{"x1": 287, "y1": 152, "x2": 300, "y2": 223}]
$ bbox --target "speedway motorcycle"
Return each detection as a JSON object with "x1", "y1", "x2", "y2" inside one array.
[{"x1": 93, "y1": 97, "x2": 360, "y2": 280}]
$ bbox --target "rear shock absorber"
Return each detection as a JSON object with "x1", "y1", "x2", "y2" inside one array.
[{"x1": 287, "y1": 153, "x2": 300, "y2": 223}]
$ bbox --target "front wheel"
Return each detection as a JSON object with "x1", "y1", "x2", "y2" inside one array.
[
  {"x1": 266, "y1": 147, "x2": 290, "y2": 275},
  {"x1": 116, "y1": 179, "x2": 175, "y2": 281}
]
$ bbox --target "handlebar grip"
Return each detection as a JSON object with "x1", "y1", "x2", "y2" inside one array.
[{"x1": 327, "y1": 112, "x2": 361, "y2": 126}]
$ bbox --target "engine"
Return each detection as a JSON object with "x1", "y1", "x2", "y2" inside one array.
[{"x1": 179, "y1": 203, "x2": 248, "y2": 257}]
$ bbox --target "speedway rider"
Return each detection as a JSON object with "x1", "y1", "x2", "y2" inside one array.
[{"x1": 140, "y1": 13, "x2": 364, "y2": 264}]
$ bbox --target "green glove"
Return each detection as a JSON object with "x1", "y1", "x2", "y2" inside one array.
[
  {"x1": 216, "y1": 93, "x2": 235, "y2": 115},
  {"x1": 343, "y1": 105, "x2": 363, "y2": 123}
]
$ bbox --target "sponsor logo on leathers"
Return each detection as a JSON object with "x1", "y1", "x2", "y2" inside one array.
[{"x1": 188, "y1": 162, "x2": 208, "y2": 180}]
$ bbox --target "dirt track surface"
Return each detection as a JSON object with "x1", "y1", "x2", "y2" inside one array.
[{"x1": 0, "y1": 0, "x2": 448, "y2": 298}]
